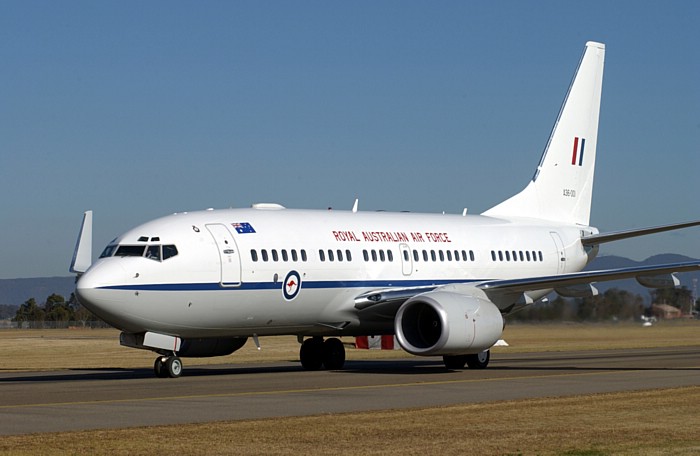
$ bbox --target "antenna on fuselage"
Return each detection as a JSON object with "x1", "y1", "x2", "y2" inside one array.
[{"x1": 352, "y1": 198, "x2": 359, "y2": 213}]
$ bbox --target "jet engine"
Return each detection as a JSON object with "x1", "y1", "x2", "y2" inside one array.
[{"x1": 394, "y1": 291, "x2": 503, "y2": 356}]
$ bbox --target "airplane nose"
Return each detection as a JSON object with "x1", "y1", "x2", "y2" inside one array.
[{"x1": 75, "y1": 261, "x2": 128, "y2": 327}]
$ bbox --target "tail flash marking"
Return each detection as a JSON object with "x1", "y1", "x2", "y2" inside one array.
[{"x1": 571, "y1": 137, "x2": 585, "y2": 166}]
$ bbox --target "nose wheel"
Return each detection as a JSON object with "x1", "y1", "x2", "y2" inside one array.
[{"x1": 154, "y1": 355, "x2": 183, "y2": 378}]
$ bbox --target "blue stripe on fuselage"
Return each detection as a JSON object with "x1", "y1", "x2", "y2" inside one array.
[{"x1": 98, "y1": 279, "x2": 480, "y2": 292}]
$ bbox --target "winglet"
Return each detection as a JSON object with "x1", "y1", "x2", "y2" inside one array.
[{"x1": 70, "y1": 210, "x2": 93, "y2": 274}]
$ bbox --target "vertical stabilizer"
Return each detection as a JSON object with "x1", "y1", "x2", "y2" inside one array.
[{"x1": 483, "y1": 41, "x2": 605, "y2": 225}]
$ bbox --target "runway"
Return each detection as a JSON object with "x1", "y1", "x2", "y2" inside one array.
[{"x1": 1, "y1": 346, "x2": 699, "y2": 436}]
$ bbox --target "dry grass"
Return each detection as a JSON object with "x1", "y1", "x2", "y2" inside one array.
[{"x1": 0, "y1": 387, "x2": 698, "y2": 455}]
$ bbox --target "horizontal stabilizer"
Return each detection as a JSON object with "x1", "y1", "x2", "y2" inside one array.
[{"x1": 582, "y1": 220, "x2": 700, "y2": 245}]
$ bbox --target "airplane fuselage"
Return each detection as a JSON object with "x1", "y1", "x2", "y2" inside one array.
[{"x1": 77, "y1": 206, "x2": 596, "y2": 338}]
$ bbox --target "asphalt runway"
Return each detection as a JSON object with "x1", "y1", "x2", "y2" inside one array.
[{"x1": 1, "y1": 346, "x2": 699, "y2": 436}]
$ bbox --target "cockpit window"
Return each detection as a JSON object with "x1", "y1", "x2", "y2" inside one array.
[
  {"x1": 145, "y1": 245, "x2": 161, "y2": 261},
  {"x1": 99, "y1": 245, "x2": 117, "y2": 258},
  {"x1": 115, "y1": 245, "x2": 146, "y2": 257},
  {"x1": 101, "y1": 244, "x2": 178, "y2": 261},
  {"x1": 163, "y1": 245, "x2": 178, "y2": 260}
]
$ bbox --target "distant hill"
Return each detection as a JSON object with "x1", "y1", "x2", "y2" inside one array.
[
  {"x1": 0, "y1": 277, "x2": 75, "y2": 308},
  {"x1": 0, "y1": 254, "x2": 697, "y2": 309}
]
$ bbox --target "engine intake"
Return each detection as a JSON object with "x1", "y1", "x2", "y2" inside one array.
[{"x1": 395, "y1": 291, "x2": 503, "y2": 356}]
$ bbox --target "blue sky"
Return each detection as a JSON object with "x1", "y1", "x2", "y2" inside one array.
[{"x1": 1, "y1": 1, "x2": 698, "y2": 279}]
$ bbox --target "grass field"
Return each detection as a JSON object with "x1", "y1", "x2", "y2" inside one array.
[{"x1": 1, "y1": 321, "x2": 699, "y2": 455}]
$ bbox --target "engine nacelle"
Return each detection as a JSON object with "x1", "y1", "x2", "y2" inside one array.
[
  {"x1": 394, "y1": 291, "x2": 504, "y2": 356},
  {"x1": 176, "y1": 337, "x2": 248, "y2": 358}
]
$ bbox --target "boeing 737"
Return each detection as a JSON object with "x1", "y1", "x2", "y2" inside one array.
[{"x1": 71, "y1": 41, "x2": 700, "y2": 378}]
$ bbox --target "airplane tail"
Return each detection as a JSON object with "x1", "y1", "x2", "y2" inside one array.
[{"x1": 483, "y1": 41, "x2": 605, "y2": 226}]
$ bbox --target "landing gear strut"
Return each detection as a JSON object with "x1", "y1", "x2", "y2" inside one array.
[
  {"x1": 154, "y1": 355, "x2": 183, "y2": 378},
  {"x1": 299, "y1": 337, "x2": 346, "y2": 371}
]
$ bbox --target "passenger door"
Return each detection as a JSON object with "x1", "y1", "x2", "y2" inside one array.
[{"x1": 206, "y1": 224, "x2": 242, "y2": 287}]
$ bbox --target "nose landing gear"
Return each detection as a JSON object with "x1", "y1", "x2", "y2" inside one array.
[{"x1": 154, "y1": 355, "x2": 183, "y2": 378}]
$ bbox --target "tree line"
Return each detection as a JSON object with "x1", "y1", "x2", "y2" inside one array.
[
  {"x1": 11, "y1": 293, "x2": 108, "y2": 328},
  {"x1": 503, "y1": 287, "x2": 698, "y2": 322},
  {"x1": 4, "y1": 287, "x2": 699, "y2": 328}
]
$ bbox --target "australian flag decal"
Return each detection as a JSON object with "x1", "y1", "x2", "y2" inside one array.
[{"x1": 232, "y1": 222, "x2": 256, "y2": 234}]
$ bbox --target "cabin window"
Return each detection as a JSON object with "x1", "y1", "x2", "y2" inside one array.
[
  {"x1": 519, "y1": 251, "x2": 524, "y2": 261},
  {"x1": 336, "y1": 249, "x2": 343, "y2": 262},
  {"x1": 328, "y1": 250, "x2": 335, "y2": 262},
  {"x1": 301, "y1": 250, "x2": 308, "y2": 262},
  {"x1": 469, "y1": 250, "x2": 475, "y2": 261},
  {"x1": 319, "y1": 250, "x2": 325, "y2": 262},
  {"x1": 272, "y1": 250, "x2": 279, "y2": 262},
  {"x1": 403, "y1": 250, "x2": 410, "y2": 262},
  {"x1": 371, "y1": 250, "x2": 378, "y2": 262},
  {"x1": 363, "y1": 250, "x2": 369, "y2": 262},
  {"x1": 346, "y1": 250, "x2": 352, "y2": 262},
  {"x1": 261, "y1": 250, "x2": 269, "y2": 262},
  {"x1": 291, "y1": 250, "x2": 298, "y2": 262},
  {"x1": 526, "y1": 251, "x2": 531, "y2": 261},
  {"x1": 281, "y1": 250, "x2": 288, "y2": 262},
  {"x1": 422, "y1": 250, "x2": 429, "y2": 262},
  {"x1": 379, "y1": 250, "x2": 385, "y2": 262},
  {"x1": 251, "y1": 250, "x2": 258, "y2": 262},
  {"x1": 439, "y1": 251, "x2": 445, "y2": 262},
  {"x1": 538, "y1": 251, "x2": 543, "y2": 261},
  {"x1": 413, "y1": 250, "x2": 419, "y2": 262}
]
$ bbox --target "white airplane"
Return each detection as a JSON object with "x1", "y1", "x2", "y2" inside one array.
[{"x1": 70, "y1": 41, "x2": 700, "y2": 378}]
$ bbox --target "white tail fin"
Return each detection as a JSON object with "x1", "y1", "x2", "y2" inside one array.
[{"x1": 483, "y1": 41, "x2": 605, "y2": 226}]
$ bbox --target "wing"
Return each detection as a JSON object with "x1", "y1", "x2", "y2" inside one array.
[
  {"x1": 355, "y1": 261, "x2": 700, "y2": 318},
  {"x1": 477, "y1": 260, "x2": 700, "y2": 312}
]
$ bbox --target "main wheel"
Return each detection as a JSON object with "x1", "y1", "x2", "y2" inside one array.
[
  {"x1": 443, "y1": 354, "x2": 468, "y2": 370},
  {"x1": 322, "y1": 338, "x2": 346, "y2": 370},
  {"x1": 466, "y1": 350, "x2": 490, "y2": 369},
  {"x1": 165, "y1": 356, "x2": 183, "y2": 378},
  {"x1": 299, "y1": 338, "x2": 324, "y2": 370}
]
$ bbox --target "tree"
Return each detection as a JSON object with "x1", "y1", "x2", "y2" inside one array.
[
  {"x1": 13, "y1": 298, "x2": 45, "y2": 328},
  {"x1": 44, "y1": 293, "x2": 72, "y2": 323},
  {"x1": 650, "y1": 287, "x2": 694, "y2": 314}
]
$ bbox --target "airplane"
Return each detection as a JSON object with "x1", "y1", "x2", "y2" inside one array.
[{"x1": 70, "y1": 41, "x2": 700, "y2": 378}]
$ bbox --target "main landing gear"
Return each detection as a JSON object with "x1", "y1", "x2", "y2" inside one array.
[
  {"x1": 154, "y1": 355, "x2": 183, "y2": 378},
  {"x1": 299, "y1": 337, "x2": 346, "y2": 370},
  {"x1": 442, "y1": 350, "x2": 490, "y2": 370}
]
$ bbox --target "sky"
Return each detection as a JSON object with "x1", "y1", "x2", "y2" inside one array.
[{"x1": 1, "y1": 1, "x2": 699, "y2": 279}]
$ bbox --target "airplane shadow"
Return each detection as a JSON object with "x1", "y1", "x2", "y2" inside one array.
[{"x1": 0, "y1": 357, "x2": 697, "y2": 383}]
